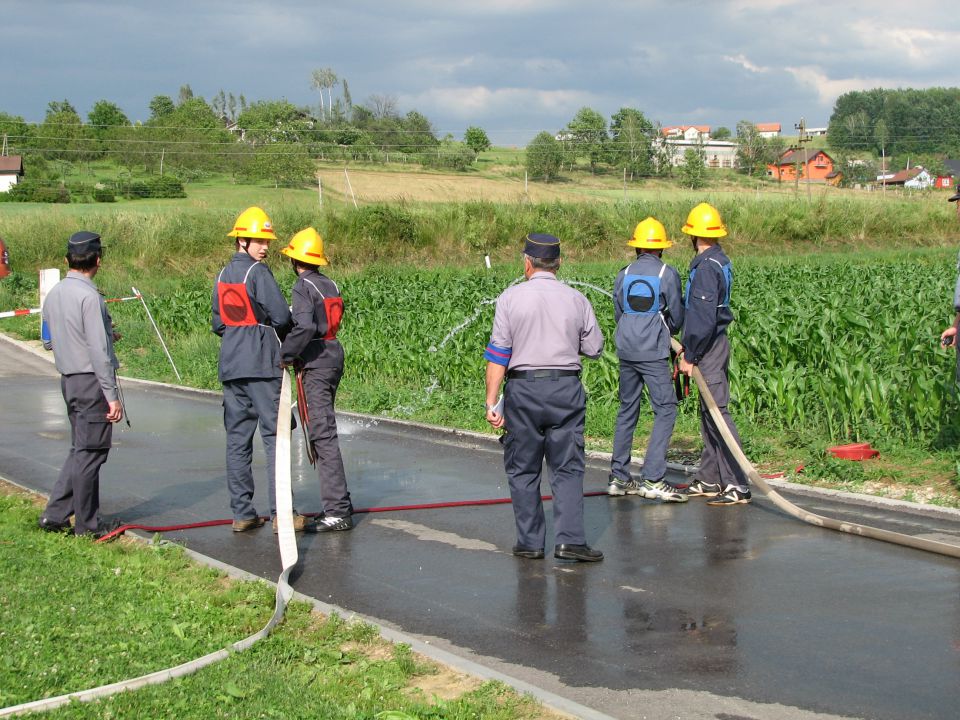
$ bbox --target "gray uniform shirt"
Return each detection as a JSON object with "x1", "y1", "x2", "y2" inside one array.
[
  {"x1": 953, "y1": 250, "x2": 960, "y2": 311},
  {"x1": 613, "y1": 254, "x2": 684, "y2": 362},
  {"x1": 42, "y1": 271, "x2": 119, "y2": 402},
  {"x1": 489, "y1": 271, "x2": 604, "y2": 370}
]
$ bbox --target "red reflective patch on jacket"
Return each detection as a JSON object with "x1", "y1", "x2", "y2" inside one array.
[
  {"x1": 323, "y1": 297, "x2": 344, "y2": 340},
  {"x1": 218, "y1": 281, "x2": 258, "y2": 326}
]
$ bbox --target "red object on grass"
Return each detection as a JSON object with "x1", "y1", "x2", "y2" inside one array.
[{"x1": 828, "y1": 443, "x2": 879, "y2": 461}]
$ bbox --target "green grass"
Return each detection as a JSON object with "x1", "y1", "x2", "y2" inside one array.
[{"x1": 0, "y1": 490, "x2": 553, "y2": 719}]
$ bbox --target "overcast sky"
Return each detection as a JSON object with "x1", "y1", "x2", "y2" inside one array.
[{"x1": 4, "y1": 0, "x2": 958, "y2": 146}]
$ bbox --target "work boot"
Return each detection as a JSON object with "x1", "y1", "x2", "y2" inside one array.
[
  {"x1": 232, "y1": 516, "x2": 266, "y2": 532},
  {"x1": 554, "y1": 544, "x2": 604, "y2": 562},
  {"x1": 272, "y1": 513, "x2": 317, "y2": 534}
]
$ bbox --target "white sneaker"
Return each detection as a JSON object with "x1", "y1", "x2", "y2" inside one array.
[{"x1": 640, "y1": 480, "x2": 688, "y2": 503}]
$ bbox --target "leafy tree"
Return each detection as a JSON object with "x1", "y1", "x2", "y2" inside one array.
[
  {"x1": 565, "y1": 107, "x2": 607, "y2": 173},
  {"x1": 609, "y1": 107, "x2": 655, "y2": 179},
  {"x1": 145, "y1": 97, "x2": 230, "y2": 173},
  {"x1": 679, "y1": 146, "x2": 707, "y2": 189},
  {"x1": 46, "y1": 99, "x2": 77, "y2": 117},
  {"x1": 712, "y1": 126, "x2": 732, "y2": 140},
  {"x1": 463, "y1": 126, "x2": 491, "y2": 156},
  {"x1": 525, "y1": 131, "x2": 563, "y2": 182},
  {"x1": 237, "y1": 100, "x2": 313, "y2": 144},
  {"x1": 177, "y1": 84, "x2": 194, "y2": 106},
  {"x1": 342, "y1": 79, "x2": 352, "y2": 110},
  {"x1": 88, "y1": 100, "x2": 129, "y2": 131},
  {"x1": 0, "y1": 113, "x2": 30, "y2": 152},
  {"x1": 149, "y1": 95, "x2": 176, "y2": 120},
  {"x1": 240, "y1": 142, "x2": 315, "y2": 187},
  {"x1": 311, "y1": 68, "x2": 338, "y2": 118},
  {"x1": 400, "y1": 111, "x2": 437, "y2": 153}
]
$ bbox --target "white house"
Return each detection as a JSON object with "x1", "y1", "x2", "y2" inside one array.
[
  {"x1": 755, "y1": 123, "x2": 781, "y2": 138},
  {"x1": 0, "y1": 156, "x2": 23, "y2": 193},
  {"x1": 661, "y1": 125, "x2": 711, "y2": 142},
  {"x1": 662, "y1": 139, "x2": 738, "y2": 169}
]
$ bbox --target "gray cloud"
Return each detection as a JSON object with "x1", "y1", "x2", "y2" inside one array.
[{"x1": 2, "y1": 1, "x2": 958, "y2": 144}]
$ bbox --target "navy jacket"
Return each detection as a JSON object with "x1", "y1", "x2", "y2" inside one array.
[
  {"x1": 212, "y1": 253, "x2": 292, "y2": 382},
  {"x1": 682, "y1": 245, "x2": 734, "y2": 365},
  {"x1": 280, "y1": 269, "x2": 345, "y2": 370}
]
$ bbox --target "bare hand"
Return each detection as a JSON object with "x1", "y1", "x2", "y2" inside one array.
[
  {"x1": 106, "y1": 400, "x2": 123, "y2": 423},
  {"x1": 678, "y1": 356, "x2": 695, "y2": 377},
  {"x1": 941, "y1": 327, "x2": 957, "y2": 348},
  {"x1": 486, "y1": 408, "x2": 504, "y2": 429}
]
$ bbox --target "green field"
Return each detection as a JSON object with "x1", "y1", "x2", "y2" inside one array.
[{"x1": 3, "y1": 174, "x2": 960, "y2": 503}]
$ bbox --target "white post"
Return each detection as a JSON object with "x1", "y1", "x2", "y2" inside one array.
[
  {"x1": 484, "y1": 255, "x2": 491, "y2": 269},
  {"x1": 344, "y1": 168, "x2": 358, "y2": 208},
  {"x1": 317, "y1": 176, "x2": 323, "y2": 206}
]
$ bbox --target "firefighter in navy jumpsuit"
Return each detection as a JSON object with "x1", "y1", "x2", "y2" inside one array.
[
  {"x1": 677, "y1": 203, "x2": 751, "y2": 505},
  {"x1": 608, "y1": 218, "x2": 686, "y2": 503},
  {"x1": 212, "y1": 207, "x2": 294, "y2": 532},
  {"x1": 280, "y1": 228, "x2": 353, "y2": 533}
]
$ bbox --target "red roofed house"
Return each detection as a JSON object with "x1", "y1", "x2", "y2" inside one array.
[
  {"x1": 0, "y1": 156, "x2": 24, "y2": 193},
  {"x1": 755, "y1": 123, "x2": 781, "y2": 138},
  {"x1": 767, "y1": 148, "x2": 835, "y2": 182},
  {"x1": 661, "y1": 125, "x2": 711, "y2": 141}
]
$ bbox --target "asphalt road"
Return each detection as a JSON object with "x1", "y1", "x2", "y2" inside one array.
[{"x1": 2, "y1": 334, "x2": 959, "y2": 720}]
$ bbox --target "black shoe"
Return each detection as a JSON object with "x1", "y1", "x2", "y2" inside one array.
[
  {"x1": 78, "y1": 519, "x2": 123, "y2": 540},
  {"x1": 316, "y1": 515, "x2": 353, "y2": 533},
  {"x1": 38, "y1": 516, "x2": 72, "y2": 534},
  {"x1": 554, "y1": 544, "x2": 604, "y2": 562},
  {"x1": 512, "y1": 545, "x2": 545, "y2": 559}
]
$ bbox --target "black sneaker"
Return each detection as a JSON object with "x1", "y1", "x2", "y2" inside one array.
[
  {"x1": 38, "y1": 516, "x2": 73, "y2": 534},
  {"x1": 686, "y1": 479, "x2": 722, "y2": 497},
  {"x1": 81, "y1": 518, "x2": 123, "y2": 541},
  {"x1": 316, "y1": 515, "x2": 353, "y2": 533},
  {"x1": 706, "y1": 485, "x2": 752, "y2": 506}
]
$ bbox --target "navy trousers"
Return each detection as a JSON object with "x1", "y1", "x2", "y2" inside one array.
[
  {"x1": 695, "y1": 335, "x2": 748, "y2": 490},
  {"x1": 502, "y1": 374, "x2": 586, "y2": 549},
  {"x1": 44, "y1": 373, "x2": 113, "y2": 535},
  {"x1": 302, "y1": 366, "x2": 352, "y2": 517},
  {"x1": 223, "y1": 377, "x2": 281, "y2": 520}
]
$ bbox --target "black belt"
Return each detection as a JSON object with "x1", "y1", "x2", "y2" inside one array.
[{"x1": 507, "y1": 369, "x2": 580, "y2": 380}]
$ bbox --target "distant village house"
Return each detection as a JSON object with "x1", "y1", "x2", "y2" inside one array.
[
  {"x1": 755, "y1": 123, "x2": 781, "y2": 138},
  {"x1": 0, "y1": 156, "x2": 24, "y2": 193},
  {"x1": 767, "y1": 148, "x2": 835, "y2": 182},
  {"x1": 661, "y1": 125, "x2": 711, "y2": 142},
  {"x1": 877, "y1": 167, "x2": 933, "y2": 190}
]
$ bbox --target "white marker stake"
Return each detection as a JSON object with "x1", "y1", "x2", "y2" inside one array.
[
  {"x1": 132, "y1": 286, "x2": 182, "y2": 382},
  {"x1": 484, "y1": 255, "x2": 491, "y2": 269}
]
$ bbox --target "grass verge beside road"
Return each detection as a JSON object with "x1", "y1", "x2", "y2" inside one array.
[{"x1": 0, "y1": 484, "x2": 558, "y2": 720}]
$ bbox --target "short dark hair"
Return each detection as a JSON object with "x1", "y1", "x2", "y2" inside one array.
[
  {"x1": 66, "y1": 249, "x2": 100, "y2": 271},
  {"x1": 526, "y1": 254, "x2": 561, "y2": 272}
]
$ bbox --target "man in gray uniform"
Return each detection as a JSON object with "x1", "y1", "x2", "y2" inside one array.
[
  {"x1": 484, "y1": 233, "x2": 605, "y2": 562},
  {"x1": 213, "y1": 206, "x2": 294, "y2": 532},
  {"x1": 39, "y1": 231, "x2": 123, "y2": 537},
  {"x1": 609, "y1": 217, "x2": 686, "y2": 503}
]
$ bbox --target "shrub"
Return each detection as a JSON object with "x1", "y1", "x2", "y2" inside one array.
[{"x1": 93, "y1": 188, "x2": 116, "y2": 203}]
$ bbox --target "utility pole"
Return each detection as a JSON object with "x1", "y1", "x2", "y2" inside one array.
[{"x1": 795, "y1": 117, "x2": 812, "y2": 201}]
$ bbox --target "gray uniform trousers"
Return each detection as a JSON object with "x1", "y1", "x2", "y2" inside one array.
[
  {"x1": 695, "y1": 335, "x2": 748, "y2": 490},
  {"x1": 302, "y1": 366, "x2": 352, "y2": 517},
  {"x1": 610, "y1": 358, "x2": 677, "y2": 483},
  {"x1": 44, "y1": 373, "x2": 113, "y2": 535},
  {"x1": 223, "y1": 377, "x2": 281, "y2": 520},
  {"x1": 502, "y1": 374, "x2": 586, "y2": 549}
]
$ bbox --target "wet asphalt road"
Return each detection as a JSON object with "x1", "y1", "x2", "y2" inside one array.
[{"x1": 2, "y1": 335, "x2": 960, "y2": 720}]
